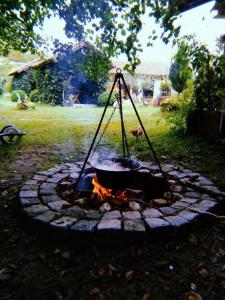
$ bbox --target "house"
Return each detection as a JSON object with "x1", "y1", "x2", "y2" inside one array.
[
  {"x1": 8, "y1": 41, "x2": 109, "y2": 106},
  {"x1": 110, "y1": 61, "x2": 171, "y2": 103}
]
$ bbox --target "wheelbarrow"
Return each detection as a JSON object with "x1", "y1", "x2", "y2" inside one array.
[{"x1": 0, "y1": 117, "x2": 25, "y2": 145}]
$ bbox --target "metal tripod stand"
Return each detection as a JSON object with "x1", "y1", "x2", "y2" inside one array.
[{"x1": 75, "y1": 68, "x2": 169, "y2": 190}]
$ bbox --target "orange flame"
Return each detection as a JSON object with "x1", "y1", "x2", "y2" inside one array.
[{"x1": 92, "y1": 176, "x2": 127, "y2": 202}]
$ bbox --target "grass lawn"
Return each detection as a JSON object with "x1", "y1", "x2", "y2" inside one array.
[{"x1": 1, "y1": 93, "x2": 225, "y2": 188}]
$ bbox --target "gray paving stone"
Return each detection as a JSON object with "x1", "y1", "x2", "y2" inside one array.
[
  {"x1": 24, "y1": 204, "x2": 49, "y2": 216},
  {"x1": 168, "y1": 171, "x2": 187, "y2": 179},
  {"x1": 86, "y1": 210, "x2": 103, "y2": 220},
  {"x1": 142, "y1": 208, "x2": 163, "y2": 218},
  {"x1": 184, "y1": 192, "x2": 201, "y2": 198},
  {"x1": 159, "y1": 207, "x2": 177, "y2": 215},
  {"x1": 191, "y1": 200, "x2": 217, "y2": 212},
  {"x1": 46, "y1": 177, "x2": 62, "y2": 183},
  {"x1": 71, "y1": 220, "x2": 98, "y2": 231},
  {"x1": 25, "y1": 180, "x2": 38, "y2": 185},
  {"x1": 19, "y1": 190, "x2": 38, "y2": 198},
  {"x1": 198, "y1": 179, "x2": 214, "y2": 186},
  {"x1": 62, "y1": 206, "x2": 85, "y2": 218},
  {"x1": 48, "y1": 200, "x2": 71, "y2": 211},
  {"x1": 20, "y1": 197, "x2": 41, "y2": 206},
  {"x1": 201, "y1": 193, "x2": 217, "y2": 201},
  {"x1": 40, "y1": 183, "x2": 57, "y2": 189},
  {"x1": 164, "y1": 216, "x2": 188, "y2": 227},
  {"x1": 20, "y1": 184, "x2": 39, "y2": 191},
  {"x1": 50, "y1": 216, "x2": 77, "y2": 228},
  {"x1": 162, "y1": 164, "x2": 174, "y2": 173},
  {"x1": 70, "y1": 173, "x2": 80, "y2": 179},
  {"x1": 102, "y1": 211, "x2": 122, "y2": 219},
  {"x1": 97, "y1": 219, "x2": 121, "y2": 231},
  {"x1": 178, "y1": 210, "x2": 199, "y2": 222},
  {"x1": 124, "y1": 219, "x2": 146, "y2": 232},
  {"x1": 39, "y1": 188, "x2": 57, "y2": 195},
  {"x1": 52, "y1": 173, "x2": 68, "y2": 180},
  {"x1": 34, "y1": 211, "x2": 57, "y2": 223},
  {"x1": 42, "y1": 195, "x2": 62, "y2": 204},
  {"x1": 181, "y1": 197, "x2": 199, "y2": 204},
  {"x1": 32, "y1": 175, "x2": 47, "y2": 182},
  {"x1": 122, "y1": 211, "x2": 141, "y2": 219},
  {"x1": 145, "y1": 218, "x2": 170, "y2": 230}
]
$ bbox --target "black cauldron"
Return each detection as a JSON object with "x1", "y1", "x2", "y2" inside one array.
[{"x1": 90, "y1": 158, "x2": 142, "y2": 189}]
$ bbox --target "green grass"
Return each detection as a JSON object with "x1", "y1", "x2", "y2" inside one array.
[{"x1": 1, "y1": 94, "x2": 225, "y2": 189}]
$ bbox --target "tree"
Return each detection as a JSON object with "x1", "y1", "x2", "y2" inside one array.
[
  {"x1": 0, "y1": 1, "x2": 182, "y2": 71},
  {"x1": 169, "y1": 44, "x2": 192, "y2": 93}
]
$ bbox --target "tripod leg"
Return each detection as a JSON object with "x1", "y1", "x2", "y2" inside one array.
[
  {"x1": 120, "y1": 74, "x2": 172, "y2": 195},
  {"x1": 74, "y1": 76, "x2": 119, "y2": 190}
]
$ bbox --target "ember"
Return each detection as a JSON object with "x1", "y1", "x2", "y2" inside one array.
[{"x1": 92, "y1": 176, "x2": 127, "y2": 202}]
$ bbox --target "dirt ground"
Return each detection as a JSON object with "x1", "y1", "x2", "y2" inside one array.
[{"x1": 1, "y1": 145, "x2": 225, "y2": 300}]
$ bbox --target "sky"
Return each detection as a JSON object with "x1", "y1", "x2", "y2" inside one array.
[{"x1": 39, "y1": 1, "x2": 225, "y2": 64}]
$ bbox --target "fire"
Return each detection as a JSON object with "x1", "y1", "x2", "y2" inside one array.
[{"x1": 92, "y1": 176, "x2": 127, "y2": 202}]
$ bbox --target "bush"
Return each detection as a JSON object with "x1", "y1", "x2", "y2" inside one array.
[
  {"x1": 4, "y1": 80, "x2": 12, "y2": 93},
  {"x1": 11, "y1": 90, "x2": 27, "y2": 102},
  {"x1": 98, "y1": 89, "x2": 116, "y2": 106},
  {"x1": 29, "y1": 89, "x2": 39, "y2": 103},
  {"x1": 12, "y1": 69, "x2": 36, "y2": 95},
  {"x1": 162, "y1": 80, "x2": 195, "y2": 134},
  {"x1": 0, "y1": 88, "x2": 3, "y2": 95},
  {"x1": 161, "y1": 95, "x2": 179, "y2": 112}
]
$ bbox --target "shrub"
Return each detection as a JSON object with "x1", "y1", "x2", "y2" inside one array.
[
  {"x1": 11, "y1": 90, "x2": 27, "y2": 102},
  {"x1": 4, "y1": 80, "x2": 12, "y2": 93},
  {"x1": 98, "y1": 89, "x2": 116, "y2": 106},
  {"x1": 161, "y1": 95, "x2": 179, "y2": 112},
  {"x1": 29, "y1": 89, "x2": 39, "y2": 103},
  {"x1": 12, "y1": 69, "x2": 36, "y2": 95},
  {"x1": 0, "y1": 88, "x2": 3, "y2": 95},
  {"x1": 162, "y1": 80, "x2": 195, "y2": 134}
]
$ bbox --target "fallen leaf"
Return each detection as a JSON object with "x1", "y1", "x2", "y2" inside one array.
[
  {"x1": 97, "y1": 267, "x2": 105, "y2": 276},
  {"x1": 108, "y1": 264, "x2": 117, "y2": 271},
  {"x1": 125, "y1": 270, "x2": 134, "y2": 280},
  {"x1": 186, "y1": 291, "x2": 203, "y2": 300},
  {"x1": 197, "y1": 267, "x2": 208, "y2": 278},
  {"x1": 62, "y1": 251, "x2": 71, "y2": 259},
  {"x1": 89, "y1": 288, "x2": 100, "y2": 296},
  {"x1": 141, "y1": 293, "x2": 150, "y2": 300}
]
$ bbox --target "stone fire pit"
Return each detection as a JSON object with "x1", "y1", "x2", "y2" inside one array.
[{"x1": 18, "y1": 160, "x2": 225, "y2": 240}]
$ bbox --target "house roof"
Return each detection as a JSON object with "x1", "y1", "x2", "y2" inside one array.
[
  {"x1": 169, "y1": 0, "x2": 213, "y2": 12},
  {"x1": 8, "y1": 41, "x2": 90, "y2": 76},
  {"x1": 111, "y1": 61, "x2": 169, "y2": 76}
]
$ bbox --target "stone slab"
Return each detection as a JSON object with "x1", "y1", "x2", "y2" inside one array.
[
  {"x1": 62, "y1": 206, "x2": 85, "y2": 218},
  {"x1": 39, "y1": 188, "x2": 57, "y2": 195},
  {"x1": 142, "y1": 208, "x2": 163, "y2": 218},
  {"x1": 19, "y1": 190, "x2": 38, "y2": 198},
  {"x1": 24, "y1": 204, "x2": 49, "y2": 216},
  {"x1": 34, "y1": 211, "x2": 57, "y2": 223},
  {"x1": 122, "y1": 211, "x2": 141, "y2": 219},
  {"x1": 102, "y1": 211, "x2": 122, "y2": 219},
  {"x1": 50, "y1": 216, "x2": 77, "y2": 228},
  {"x1": 178, "y1": 210, "x2": 199, "y2": 222},
  {"x1": 97, "y1": 219, "x2": 121, "y2": 231},
  {"x1": 41, "y1": 195, "x2": 62, "y2": 204},
  {"x1": 20, "y1": 197, "x2": 41, "y2": 207},
  {"x1": 124, "y1": 219, "x2": 146, "y2": 232},
  {"x1": 145, "y1": 218, "x2": 170, "y2": 230},
  {"x1": 71, "y1": 220, "x2": 98, "y2": 232},
  {"x1": 40, "y1": 183, "x2": 57, "y2": 189},
  {"x1": 163, "y1": 216, "x2": 188, "y2": 227},
  {"x1": 48, "y1": 200, "x2": 71, "y2": 211},
  {"x1": 159, "y1": 207, "x2": 177, "y2": 215},
  {"x1": 85, "y1": 210, "x2": 103, "y2": 220}
]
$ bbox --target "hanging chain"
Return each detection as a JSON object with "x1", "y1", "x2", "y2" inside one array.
[
  {"x1": 91, "y1": 96, "x2": 119, "y2": 158},
  {"x1": 118, "y1": 78, "x2": 130, "y2": 159}
]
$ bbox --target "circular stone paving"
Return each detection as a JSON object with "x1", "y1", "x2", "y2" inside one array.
[{"x1": 18, "y1": 161, "x2": 225, "y2": 240}]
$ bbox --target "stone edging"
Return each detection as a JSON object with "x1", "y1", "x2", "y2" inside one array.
[{"x1": 18, "y1": 161, "x2": 225, "y2": 239}]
